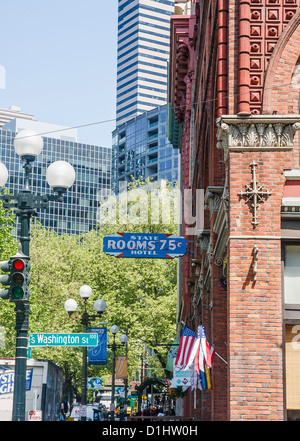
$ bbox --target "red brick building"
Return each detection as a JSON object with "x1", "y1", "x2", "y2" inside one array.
[{"x1": 169, "y1": 0, "x2": 300, "y2": 420}]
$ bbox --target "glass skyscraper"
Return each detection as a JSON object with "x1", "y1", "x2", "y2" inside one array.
[
  {"x1": 117, "y1": 0, "x2": 175, "y2": 126},
  {"x1": 112, "y1": 104, "x2": 179, "y2": 193},
  {"x1": 0, "y1": 121, "x2": 111, "y2": 236}
]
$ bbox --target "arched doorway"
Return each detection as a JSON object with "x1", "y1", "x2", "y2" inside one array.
[{"x1": 135, "y1": 378, "x2": 167, "y2": 412}]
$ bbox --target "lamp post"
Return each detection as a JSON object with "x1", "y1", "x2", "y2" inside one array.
[
  {"x1": 0, "y1": 129, "x2": 75, "y2": 421},
  {"x1": 64, "y1": 285, "x2": 107, "y2": 421},
  {"x1": 109, "y1": 325, "x2": 127, "y2": 421}
]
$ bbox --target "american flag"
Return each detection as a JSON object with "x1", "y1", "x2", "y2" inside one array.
[
  {"x1": 174, "y1": 326, "x2": 197, "y2": 370},
  {"x1": 197, "y1": 325, "x2": 214, "y2": 370},
  {"x1": 185, "y1": 325, "x2": 215, "y2": 377}
]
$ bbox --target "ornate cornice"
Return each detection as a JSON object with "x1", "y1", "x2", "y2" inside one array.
[
  {"x1": 216, "y1": 115, "x2": 300, "y2": 160},
  {"x1": 169, "y1": 14, "x2": 196, "y2": 123}
]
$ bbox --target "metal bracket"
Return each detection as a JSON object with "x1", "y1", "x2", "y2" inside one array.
[{"x1": 253, "y1": 245, "x2": 259, "y2": 281}]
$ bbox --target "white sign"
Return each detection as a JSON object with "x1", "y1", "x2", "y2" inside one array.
[
  {"x1": 28, "y1": 410, "x2": 42, "y2": 421},
  {"x1": 79, "y1": 405, "x2": 87, "y2": 418},
  {"x1": 169, "y1": 363, "x2": 192, "y2": 388}
]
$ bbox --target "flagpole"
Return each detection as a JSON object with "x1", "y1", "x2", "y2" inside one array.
[{"x1": 215, "y1": 351, "x2": 227, "y2": 364}]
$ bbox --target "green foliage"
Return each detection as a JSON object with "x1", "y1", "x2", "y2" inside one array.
[
  {"x1": 0, "y1": 191, "x2": 18, "y2": 356},
  {"x1": 0, "y1": 179, "x2": 179, "y2": 397},
  {"x1": 0, "y1": 190, "x2": 17, "y2": 258}
]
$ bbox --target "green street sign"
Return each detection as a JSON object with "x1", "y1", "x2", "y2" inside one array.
[{"x1": 29, "y1": 333, "x2": 98, "y2": 347}]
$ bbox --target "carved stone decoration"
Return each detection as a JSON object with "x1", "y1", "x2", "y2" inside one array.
[
  {"x1": 216, "y1": 115, "x2": 300, "y2": 161},
  {"x1": 196, "y1": 230, "x2": 210, "y2": 254},
  {"x1": 176, "y1": 42, "x2": 189, "y2": 63},
  {"x1": 238, "y1": 161, "x2": 272, "y2": 228},
  {"x1": 204, "y1": 186, "x2": 223, "y2": 219},
  {"x1": 222, "y1": 121, "x2": 297, "y2": 148},
  {"x1": 197, "y1": 264, "x2": 204, "y2": 303}
]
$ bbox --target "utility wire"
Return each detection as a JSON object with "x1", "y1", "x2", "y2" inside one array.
[{"x1": 12, "y1": 82, "x2": 293, "y2": 141}]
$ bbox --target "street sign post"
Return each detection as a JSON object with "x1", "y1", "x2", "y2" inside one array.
[
  {"x1": 103, "y1": 233, "x2": 187, "y2": 259},
  {"x1": 29, "y1": 333, "x2": 98, "y2": 347}
]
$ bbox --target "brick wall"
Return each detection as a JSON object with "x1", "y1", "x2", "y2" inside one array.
[
  {"x1": 169, "y1": 0, "x2": 300, "y2": 421},
  {"x1": 227, "y1": 149, "x2": 291, "y2": 420}
]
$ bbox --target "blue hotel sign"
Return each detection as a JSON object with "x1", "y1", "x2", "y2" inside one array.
[{"x1": 103, "y1": 233, "x2": 187, "y2": 259}]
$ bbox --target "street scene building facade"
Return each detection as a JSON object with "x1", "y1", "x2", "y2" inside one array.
[
  {"x1": 168, "y1": 0, "x2": 300, "y2": 420},
  {"x1": 3, "y1": 0, "x2": 300, "y2": 422},
  {"x1": 1, "y1": 117, "x2": 111, "y2": 235}
]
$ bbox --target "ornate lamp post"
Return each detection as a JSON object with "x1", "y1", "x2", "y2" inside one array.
[
  {"x1": 109, "y1": 325, "x2": 128, "y2": 421},
  {"x1": 64, "y1": 285, "x2": 107, "y2": 421},
  {"x1": 0, "y1": 129, "x2": 75, "y2": 421}
]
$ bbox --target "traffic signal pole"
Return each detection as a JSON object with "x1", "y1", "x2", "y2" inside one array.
[
  {"x1": 0, "y1": 132, "x2": 76, "y2": 422},
  {"x1": 7, "y1": 159, "x2": 63, "y2": 421},
  {"x1": 12, "y1": 161, "x2": 39, "y2": 420},
  {"x1": 12, "y1": 210, "x2": 30, "y2": 422},
  {"x1": 13, "y1": 302, "x2": 30, "y2": 421}
]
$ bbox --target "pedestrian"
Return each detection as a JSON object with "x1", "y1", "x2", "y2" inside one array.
[
  {"x1": 142, "y1": 406, "x2": 150, "y2": 417},
  {"x1": 157, "y1": 407, "x2": 165, "y2": 417}
]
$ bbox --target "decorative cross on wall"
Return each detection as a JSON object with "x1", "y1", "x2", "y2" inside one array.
[{"x1": 238, "y1": 161, "x2": 272, "y2": 228}]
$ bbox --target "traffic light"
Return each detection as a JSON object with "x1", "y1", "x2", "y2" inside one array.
[
  {"x1": 9, "y1": 250, "x2": 30, "y2": 303},
  {"x1": 0, "y1": 260, "x2": 12, "y2": 300}
]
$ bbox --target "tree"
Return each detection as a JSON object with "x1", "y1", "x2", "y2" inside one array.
[
  {"x1": 95, "y1": 178, "x2": 179, "y2": 376},
  {"x1": 0, "y1": 190, "x2": 18, "y2": 353},
  {"x1": 0, "y1": 178, "x2": 180, "y2": 396}
]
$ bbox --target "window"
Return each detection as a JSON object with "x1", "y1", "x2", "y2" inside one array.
[
  {"x1": 284, "y1": 245, "x2": 300, "y2": 304},
  {"x1": 286, "y1": 324, "x2": 300, "y2": 420}
]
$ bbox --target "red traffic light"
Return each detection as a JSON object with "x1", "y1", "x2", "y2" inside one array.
[{"x1": 13, "y1": 259, "x2": 25, "y2": 271}]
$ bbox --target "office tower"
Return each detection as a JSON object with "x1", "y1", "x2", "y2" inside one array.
[
  {"x1": 112, "y1": 104, "x2": 179, "y2": 193},
  {"x1": 1, "y1": 118, "x2": 111, "y2": 235},
  {"x1": 117, "y1": 0, "x2": 174, "y2": 126},
  {"x1": 0, "y1": 106, "x2": 34, "y2": 128},
  {"x1": 113, "y1": 0, "x2": 180, "y2": 194}
]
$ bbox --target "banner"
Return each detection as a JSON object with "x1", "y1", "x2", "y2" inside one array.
[
  {"x1": 166, "y1": 337, "x2": 180, "y2": 372},
  {"x1": 116, "y1": 355, "x2": 127, "y2": 379},
  {"x1": 88, "y1": 327, "x2": 107, "y2": 365}
]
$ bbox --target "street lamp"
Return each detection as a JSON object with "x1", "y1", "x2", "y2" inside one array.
[
  {"x1": 109, "y1": 325, "x2": 128, "y2": 421},
  {"x1": 64, "y1": 285, "x2": 107, "y2": 421},
  {"x1": 0, "y1": 162, "x2": 8, "y2": 187},
  {"x1": 0, "y1": 129, "x2": 75, "y2": 421}
]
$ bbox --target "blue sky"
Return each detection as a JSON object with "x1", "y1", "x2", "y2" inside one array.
[{"x1": 0, "y1": 0, "x2": 118, "y2": 147}]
